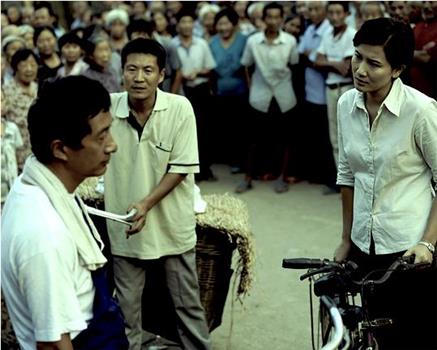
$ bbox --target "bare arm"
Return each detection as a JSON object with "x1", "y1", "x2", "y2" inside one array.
[
  {"x1": 170, "y1": 69, "x2": 183, "y2": 94},
  {"x1": 37, "y1": 333, "x2": 73, "y2": 350},
  {"x1": 127, "y1": 173, "x2": 187, "y2": 234},
  {"x1": 315, "y1": 53, "x2": 351, "y2": 77},
  {"x1": 404, "y1": 197, "x2": 437, "y2": 264},
  {"x1": 334, "y1": 186, "x2": 354, "y2": 262}
]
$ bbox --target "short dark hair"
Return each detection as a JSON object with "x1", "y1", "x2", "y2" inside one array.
[
  {"x1": 127, "y1": 19, "x2": 154, "y2": 40},
  {"x1": 11, "y1": 49, "x2": 38, "y2": 74},
  {"x1": 327, "y1": 1, "x2": 349, "y2": 13},
  {"x1": 175, "y1": 7, "x2": 196, "y2": 23},
  {"x1": 353, "y1": 18, "x2": 415, "y2": 69},
  {"x1": 34, "y1": 2, "x2": 56, "y2": 17},
  {"x1": 214, "y1": 7, "x2": 239, "y2": 28},
  {"x1": 263, "y1": 2, "x2": 284, "y2": 19},
  {"x1": 28, "y1": 76, "x2": 111, "y2": 164},
  {"x1": 33, "y1": 25, "x2": 56, "y2": 46},
  {"x1": 58, "y1": 32, "x2": 85, "y2": 50},
  {"x1": 121, "y1": 38, "x2": 166, "y2": 71}
]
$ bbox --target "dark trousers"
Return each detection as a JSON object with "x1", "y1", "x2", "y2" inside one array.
[
  {"x1": 348, "y1": 243, "x2": 437, "y2": 350},
  {"x1": 301, "y1": 101, "x2": 337, "y2": 185},
  {"x1": 210, "y1": 94, "x2": 249, "y2": 168},
  {"x1": 184, "y1": 83, "x2": 213, "y2": 179},
  {"x1": 245, "y1": 99, "x2": 295, "y2": 179}
]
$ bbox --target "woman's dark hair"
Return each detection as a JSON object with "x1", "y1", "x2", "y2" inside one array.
[
  {"x1": 263, "y1": 2, "x2": 284, "y2": 19},
  {"x1": 214, "y1": 7, "x2": 239, "y2": 28},
  {"x1": 28, "y1": 76, "x2": 111, "y2": 164},
  {"x1": 121, "y1": 38, "x2": 166, "y2": 71},
  {"x1": 327, "y1": 1, "x2": 349, "y2": 13},
  {"x1": 175, "y1": 7, "x2": 196, "y2": 23},
  {"x1": 353, "y1": 17, "x2": 415, "y2": 69},
  {"x1": 33, "y1": 25, "x2": 57, "y2": 46},
  {"x1": 11, "y1": 49, "x2": 38, "y2": 74}
]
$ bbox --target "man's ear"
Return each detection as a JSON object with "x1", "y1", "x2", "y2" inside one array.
[
  {"x1": 159, "y1": 68, "x2": 166, "y2": 84},
  {"x1": 50, "y1": 140, "x2": 68, "y2": 162}
]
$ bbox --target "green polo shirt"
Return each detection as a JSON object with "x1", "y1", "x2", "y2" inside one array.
[{"x1": 104, "y1": 89, "x2": 200, "y2": 259}]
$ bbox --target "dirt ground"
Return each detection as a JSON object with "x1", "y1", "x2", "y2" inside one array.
[{"x1": 198, "y1": 164, "x2": 343, "y2": 350}]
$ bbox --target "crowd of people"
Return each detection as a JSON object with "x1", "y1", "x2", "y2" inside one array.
[
  {"x1": 2, "y1": 0, "x2": 436, "y2": 199},
  {"x1": 1, "y1": 1, "x2": 436, "y2": 350}
]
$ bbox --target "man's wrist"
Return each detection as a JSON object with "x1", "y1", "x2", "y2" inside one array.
[{"x1": 418, "y1": 240, "x2": 436, "y2": 254}]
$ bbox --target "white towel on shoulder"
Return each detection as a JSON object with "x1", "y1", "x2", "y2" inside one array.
[{"x1": 21, "y1": 156, "x2": 107, "y2": 271}]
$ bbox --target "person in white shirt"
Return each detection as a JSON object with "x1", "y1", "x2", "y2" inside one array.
[
  {"x1": 334, "y1": 18, "x2": 437, "y2": 349},
  {"x1": 1, "y1": 76, "x2": 126, "y2": 350},
  {"x1": 316, "y1": 1, "x2": 356, "y2": 167},
  {"x1": 236, "y1": 2, "x2": 299, "y2": 194}
]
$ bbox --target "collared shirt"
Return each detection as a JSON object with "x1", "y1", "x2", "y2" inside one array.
[
  {"x1": 104, "y1": 89, "x2": 200, "y2": 259},
  {"x1": 57, "y1": 59, "x2": 89, "y2": 77},
  {"x1": 298, "y1": 19, "x2": 331, "y2": 105},
  {"x1": 337, "y1": 79, "x2": 437, "y2": 254},
  {"x1": 241, "y1": 30, "x2": 299, "y2": 113},
  {"x1": 171, "y1": 36, "x2": 216, "y2": 88},
  {"x1": 317, "y1": 26, "x2": 356, "y2": 85}
]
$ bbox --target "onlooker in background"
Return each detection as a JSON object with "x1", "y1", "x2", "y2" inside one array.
[
  {"x1": 5, "y1": 3, "x2": 21, "y2": 26},
  {"x1": 2, "y1": 35, "x2": 26, "y2": 83},
  {"x1": 131, "y1": 1, "x2": 147, "y2": 21},
  {"x1": 33, "y1": 2, "x2": 65, "y2": 38},
  {"x1": 360, "y1": 1, "x2": 386, "y2": 23},
  {"x1": 57, "y1": 32, "x2": 88, "y2": 77},
  {"x1": 34, "y1": 26, "x2": 62, "y2": 88},
  {"x1": 247, "y1": 2, "x2": 266, "y2": 32},
  {"x1": 1, "y1": 89, "x2": 23, "y2": 205},
  {"x1": 233, "y1": 1, "x2": 255, "y2": 36},
  {"x1": 411, "y1": 1, "x2": 437, "y2": 99},
  {"x1": 21, "y1": 5, "x2": 34, "y2": 26},
  {"x1": 2, "y1": 49, "x2": 38, "y2": 171},
  {"x1": 70, "y1": 1, "x2": 92, "y2": 30},
  {"x1": 237, "y1": 2, "x2": 299, "y2": 193},
  {"x1": 152, "y1": 10, "x2": 173, "y2": 38},
  {"x1": 210, "y1": 7, "x2": 248, "y2": 173},
  {"x1": 316, "y1": 1, "x2": 356, "y2": 169},
  {"x1": 298, "y1": 1, "x2": 336, "y2": 190},
  {"x1": 388, "y1": 1, "x2": 411, "y2": 23},
  {"x1": 18, "y1": 24, "x2": 35, "y2": 50},
  {"x1": 83, "y1": 34, "x2": 121, "y2": 93},
  {"x1": 283, "y1": 13, "x2": 304, "y2": 38},
  {"x1": 127, "y1": 19, "x2": 181, "y2": 93},
  {"x1": 198, "y1": 3, "x2": 220, "y2": 42},
  {"x1": 105, "y1": 8, "x2": 129, "y2": 54},
  {"x1": 172, "y1": 8, "x2": 217, "y2": 181}
]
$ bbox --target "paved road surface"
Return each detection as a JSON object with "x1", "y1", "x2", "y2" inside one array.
[{"x1": 198, "y1": 164, "x2": 342, "y2": 350}]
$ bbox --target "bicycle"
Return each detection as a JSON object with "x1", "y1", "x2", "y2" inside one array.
[{"x1": 282, "y1": 255, "x2": 430, "y2": 350}]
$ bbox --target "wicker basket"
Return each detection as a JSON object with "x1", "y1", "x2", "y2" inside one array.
[{"x1": 195, "y1": 226, "x2": 237, "y2": 331}]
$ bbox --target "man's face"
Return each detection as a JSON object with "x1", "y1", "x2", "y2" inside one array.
[
  {"x1": 64, "y1": 110, "x2": 117, "y2": 178},
  {"x1": 123, "y1": 53, "x2": 164, "y2": 102},
  {"x1": 361, "y1": 3, "x2": 384, "y2": 22},
  {"x1": 264, "y1": 8, "x2": 283, "y2": 32},
  {"x1": 389, "y1": 1, "x2": 410, "y2": 22},
  {"x1": 178, "y1": 16, "x2": 194, "y2": 37},
  {"x1": 422, "y1": 1, "x2": 437, "y2": 21},
  {"x1": 34, "y1": 7, "x2": 53, "y2": 27},
  {"x1": 110, "y1": 19, "x2": 126, "y2": 39},
  {"x1": 327, "y1": 4, "x2": 348, "y2": 28},
  {"x1": 308, "y1": 2, "x2": 326, "y2": 25}
]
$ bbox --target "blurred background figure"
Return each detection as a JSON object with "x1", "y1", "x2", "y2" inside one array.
[
  {"x1": 34, "y1": 25, "x2": 62, "y2": 87},
  {"x1": 198, "y1": 3, "x2": 220, "y2": 42},
  {"x1": 33, "y1": 2, "x2": 65, "y2": 37},
  {"x1": 247, "y1": 2, "x2": 266, "y2": 32},
  {"x1": 18, "y1": 24, "x2": 35, "y2": 50},
  {"x1": 130, "y1": 1, "x2": 147, "y2": 21},
  {"x1": 2, "y1": 35, "x2": 26, "y2": 83},
  {"x1": 105, "y1": 8, "x2": 129, "y2": 54},
  {"x1": 411, "y1": 0, "x2": 437, "y2": 99},
  {"x1": 70, "y1": 1, "x2": 91, "y2": 30},
  {"x1": 151, "y1": 10, "x2": 173, "y2": 38},
  {"x1": 233, "y1": 1, "x2": 255, "y2": 35},
  {"x1": 283, "y1": 12, "x2": 304, "y2": 39},
  {"x1": 360, "y1": 1, "x2": 387, "y2": 23},
  {"x1": 57, "y1": 32, "x2": 88, "y2": 77},
  {"x1": 2, "y1": 48, "x2": 38, "y2": 171}
]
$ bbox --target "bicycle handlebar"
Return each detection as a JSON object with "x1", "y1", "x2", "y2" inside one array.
[{"x1": 282, "y1": 258, "x2": 341, "y2": 269}]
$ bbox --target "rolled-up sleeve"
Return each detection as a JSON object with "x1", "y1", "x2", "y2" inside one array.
[
  {"x1": 336, "y1": 97, "x2": 355, "y2": 187},
  {"x1": 168, "y1": 100, "x2": 200, "y2": 174},
  {"x1": 414, "y1": 100, "x2": 437, "y2": 191}
]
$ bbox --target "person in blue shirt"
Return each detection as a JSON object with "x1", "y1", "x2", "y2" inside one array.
[{"x1": 209, "y1": 7, "x2": 248, "y2": 173}]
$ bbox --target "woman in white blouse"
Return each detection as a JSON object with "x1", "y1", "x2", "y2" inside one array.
[{"x1": 334, "y1": 18, "x2": 436, "y2": 350}]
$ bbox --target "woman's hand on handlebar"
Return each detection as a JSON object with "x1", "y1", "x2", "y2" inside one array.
[
  {"x1": 334, "y1": 240, "x2": 352, "y2": 262},
  {"x1": 403, "y1": 244, "x2": 433, "y2": 265}
]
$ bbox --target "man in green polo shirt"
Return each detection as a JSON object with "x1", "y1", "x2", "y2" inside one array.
[{"x1": 104, "y1": 38, "x2": 211, "y2": 350}]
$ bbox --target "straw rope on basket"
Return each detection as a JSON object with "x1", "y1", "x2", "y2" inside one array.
[{"x1": 195, "y1": 193, "x2": 255, "y2": 331}]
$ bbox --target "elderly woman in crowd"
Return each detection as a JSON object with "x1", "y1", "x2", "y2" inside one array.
[
  {"x1": 198, "y1": 3, "x2": 220, "y2": 42},
  {"x1": 18, "y1": 24, "x2": 34, "y2": 50},
  {"x1": 82, "y1": 34, "x2": 121, "y2": 93},
  {"x1": 2, "y1": 48, "x2": 38, "y2": 171},
  {"x1": 2, "y1": 35, "x2": 26, "y2": 83},
  {"x1": 105, "y1": 8, "x2": 129, "y2": 54}
]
